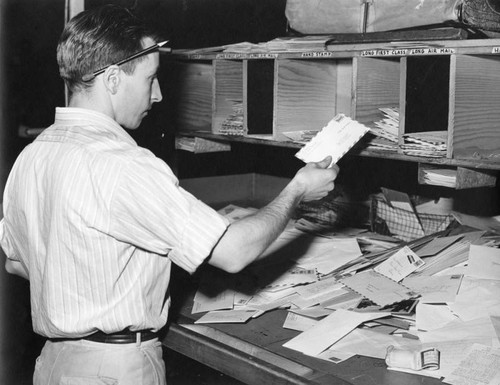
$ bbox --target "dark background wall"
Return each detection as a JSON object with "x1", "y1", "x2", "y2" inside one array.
[{"x1": 1, "y1": 2, "x2": 66, "y2": 383}]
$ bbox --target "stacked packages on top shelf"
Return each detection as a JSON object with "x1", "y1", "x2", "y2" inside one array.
[{"x1": 221, "y1": 35, "x2": 332, "y2": 54}]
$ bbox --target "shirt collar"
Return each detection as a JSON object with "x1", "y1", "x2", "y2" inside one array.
[{"x1": 53, "y1": 107, "x2": 137, "y2": 146}]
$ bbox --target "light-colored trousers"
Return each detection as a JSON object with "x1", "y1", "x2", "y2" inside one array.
[{"x1": 33, "y1": 338, "x2": 167, "y2": 385}]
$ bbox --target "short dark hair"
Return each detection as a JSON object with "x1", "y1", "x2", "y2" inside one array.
[{"x1": 57, "y1": 4, "x2": 160, "y2": 94}]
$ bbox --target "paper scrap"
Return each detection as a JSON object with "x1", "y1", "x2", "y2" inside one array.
[
  {"x1": 283, "y1": 309, "x2": 389, "y2": 356},
  {"x1": 402, "y1": 274, "x2": 463, "y2": 303},
  {"x1": 195, "y1": 309, "x2": 259, "y2": 324},
  {"x1": 340, "y1": 269, "x2": 418, "y2": 307},
  {"x1": 374, "y1": 245, "x2": 424, "y2": 282},
  {"x1": 466, "y1": 244, "x2": 500, "y2": 280},
  {"x1": 415, "y1": 234, "x2": 463, "y2": 258},
  {"x1": 445, "y1": 343, "x2": 500, "y2": 385},
  {"x1": 329, "y1": 327, "x2": 421, "y2": 362},
  {"x1": 192, "y1": 288, "x2": 235, "y2": 314},
  {"x1": 283, "y1": 312, "x2": 319, "y2": 332},
  {"x1": 449, "y1": 277, "x2": 500, "y2": 321},
  {"x1": 416, "y1": 303, "x2": 458, "y2": 332}
]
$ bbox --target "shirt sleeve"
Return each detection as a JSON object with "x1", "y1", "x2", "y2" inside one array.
[
  {"x1": 109, "y1": 152, "x2": 229, "y2": 274},
  {"x1": 0, "y1": 218, "x2": 20, "y2": 262}
]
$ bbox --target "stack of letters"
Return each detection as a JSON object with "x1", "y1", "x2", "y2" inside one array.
[
  {"x1": 191, "y1": 203, "x2": 500, "y2": 384},
  {"x1": 219, "y1": 99, "x2": 244, "y2": 135},
  {"x1": 367, "y1": 107, "x2": 447, "y2": 158}
]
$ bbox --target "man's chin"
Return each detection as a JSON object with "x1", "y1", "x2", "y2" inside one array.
[{"x1": 122, "y1": 120, "x2": 142, "y2": 130}]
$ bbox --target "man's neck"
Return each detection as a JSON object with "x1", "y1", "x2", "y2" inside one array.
[{"x1": 69, "y1": 90, "x2": 114, "y2": 120}]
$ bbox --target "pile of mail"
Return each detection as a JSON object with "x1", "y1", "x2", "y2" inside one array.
[
  {"x1": 191, "y1": 204, "x2": 500, "y2": 384},
  {"x1": 367, "y1": 107, "x2": 447, "y2": 158},
  {"x1": 219, "y1": 99, "x2": 244, "y2": 135}
]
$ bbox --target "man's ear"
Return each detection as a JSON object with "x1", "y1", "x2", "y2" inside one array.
[{"x1": 103, "y1": 65, "x2": 121, "y2": 94}]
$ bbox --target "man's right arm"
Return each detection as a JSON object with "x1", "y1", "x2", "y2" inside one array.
[{"x1": 208, "y1": 156, "x2": 339, "y2": 273}]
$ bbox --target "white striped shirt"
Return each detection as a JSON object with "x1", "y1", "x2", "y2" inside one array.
[{"x1": 0, "y1": 107, "x2": 229, "y2": 338}]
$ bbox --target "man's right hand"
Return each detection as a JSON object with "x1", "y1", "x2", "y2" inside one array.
[{"x1": 291, "y1": 156, "x2": 339, "y2": 202}]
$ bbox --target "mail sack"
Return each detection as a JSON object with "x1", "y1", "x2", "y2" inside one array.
[
  {"x1": 462, "y1": 0, "x2": 500, "y2": 33},
  {"x1": 285, "y1": 0, "x2": 462, "y2": 34}
]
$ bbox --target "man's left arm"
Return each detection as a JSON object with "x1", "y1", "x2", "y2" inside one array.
[
  {"x1": 0, "y1": 217, "x2": 29, "y2": 280},
  {"x1": 5, "y1": 258, "x2": 29, "y2": 280}
]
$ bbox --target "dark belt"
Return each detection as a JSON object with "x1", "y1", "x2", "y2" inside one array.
[
  {"x1": 85, "y1": 329, "x2": 158, "y2": 344},
  {"x1": 51, "y1": 329, "x2": 158, "y2": 344}
]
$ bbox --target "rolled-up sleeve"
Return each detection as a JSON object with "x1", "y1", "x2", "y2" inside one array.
[
  {"x1": 109, "y1": 153, "x2": 229, "y2": 274},
  {"x1": 0, "y1": 218, "x2": 19, "y2": 262}
]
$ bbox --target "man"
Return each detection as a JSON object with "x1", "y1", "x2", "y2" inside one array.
[{"x1": 0, "y1": 5, "x2": 338, "y2": 385}]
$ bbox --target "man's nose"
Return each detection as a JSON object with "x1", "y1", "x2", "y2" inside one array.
[{"x1": 152, "y1": 79, "x2": 162, "y2": 103}]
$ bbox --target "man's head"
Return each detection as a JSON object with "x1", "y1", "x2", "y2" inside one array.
[{"x1": 57, "y1": 5, "x2": 163, "y2": 129}]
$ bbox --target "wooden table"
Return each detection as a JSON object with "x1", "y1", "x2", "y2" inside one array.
[{"x1": 162, "y1": 267, "x2": 446, "y2": 385}]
